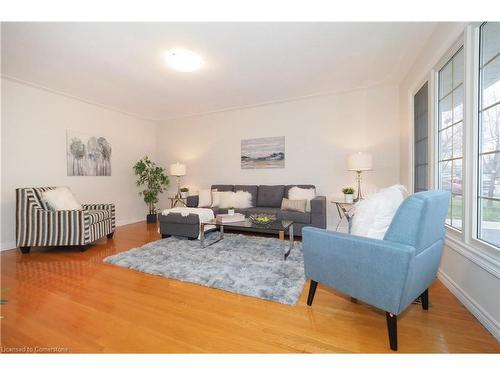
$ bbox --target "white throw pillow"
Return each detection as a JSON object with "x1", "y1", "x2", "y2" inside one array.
[
  {"x1": 198, "y1": 189, "x2": 214, "y2": 207},
  {"x1": 288, "y1": 186, "x2": 316, "y2": 212},
  {"x1": 350, "y1": 184, "x2": 408, "y2": 239},
  {"x1": 218, "y1": 191, "x2": 235, "y2": 208},
  {"x1": 41, "y1": 187, "x2": 82, "y2": 211},
  {"x1": 211, "y1": 191, "x2": 222, "y2": 208},
  {"x1": 234, "y1": 190, "x2": 253, "y2": 209},
  {"x1": 212, "y1": 191, "x2": 235, "y2": 208}
]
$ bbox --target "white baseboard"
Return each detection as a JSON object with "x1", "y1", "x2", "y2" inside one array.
[
  {"x1": 0, "y1": 241, "x2": 16, "y2": 252},
  {"x1": 0, "y1": 216, "x2": 146, "y2": 251},
  {"x1": 437, "y1": 269, "x2": 500, "y2": 342},
  {"x1": 115, "y1": 217, "x2": 144, "y2": 227}
]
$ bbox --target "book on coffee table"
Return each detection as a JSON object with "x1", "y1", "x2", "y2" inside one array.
[{"x1": 216, "y1": 213, "x2": 246, "y2": 223}]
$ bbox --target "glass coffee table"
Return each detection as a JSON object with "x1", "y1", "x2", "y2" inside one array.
[{"x1": 200, "y1": 218, "x2": 294, "y2": 260}]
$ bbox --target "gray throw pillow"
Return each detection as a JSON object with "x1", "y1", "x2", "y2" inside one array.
[{"x1": 281, "y1": 198, "x2": 307, "y2": 213}]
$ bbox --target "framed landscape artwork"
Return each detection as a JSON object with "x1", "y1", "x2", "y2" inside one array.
[
  {"x1": 67, "y1": 130, "x2": 112, "y2": 176},
  {"x1": 241, "y1": 136, "x2": 285, "y2": 169}
]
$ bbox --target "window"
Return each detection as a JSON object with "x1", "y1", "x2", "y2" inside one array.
[
  {"x1": 437, "y1": 47, "x2": 464, "y2": 230},
  {"x1": 414, "y1": 82, "x2": 429, "y2": 192},
  {"x1": 477, "y1": 22, "x2": 500, "y2": 247}
]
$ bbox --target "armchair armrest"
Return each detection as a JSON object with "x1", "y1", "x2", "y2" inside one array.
[
  {"x1": 82, "y1": 203, "x2": 115, "y2": 211},
  {"x1": 302, "y1": 227, "x2": 415, "y2": 314},
  {"x1": 17, "y1": 208, "x2": 87, "y2": 246},
  {"x1": 310, "y1": 196, "x2": 326, "y2": 228}
]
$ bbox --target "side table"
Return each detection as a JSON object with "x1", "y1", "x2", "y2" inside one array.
[
  {"x1": 331, "y1": 199, "x2": 355, "y2": 231},
  {"x1": 168, "y1": 197, "x2": 187, "y2": 208}
]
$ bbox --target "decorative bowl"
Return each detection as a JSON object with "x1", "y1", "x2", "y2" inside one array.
[{"x1": 249, "y1": 214, "x2": 277, "y2": 225}]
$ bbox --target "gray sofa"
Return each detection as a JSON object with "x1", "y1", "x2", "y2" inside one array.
[{"x1": 159, "y1": 184, "x2": 326, "y2": 238}]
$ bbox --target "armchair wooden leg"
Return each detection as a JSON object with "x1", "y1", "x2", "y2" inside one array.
[
  {"x1": 107, "y1": 232, "x2": 114, "y2": 239},
  {"x1": 19, "y1": 246, "x2": 31, "y2": 254},
  {"x1": 420, "y1": 289, "x2": 429, "y2": 310},
  {"x1": 307, "y1": 280, "x2": 318, "y2": 306},
  {"x1": 385, "y1": 312, "x2": 398, "y2": 351},
  {"x1": 161, "y1": 234, "x2": 171, "y2": 239}
]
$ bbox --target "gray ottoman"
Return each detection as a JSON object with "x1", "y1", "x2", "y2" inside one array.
[{"x1": 159, "y1": 213, "x2": 200, "y2": 239}]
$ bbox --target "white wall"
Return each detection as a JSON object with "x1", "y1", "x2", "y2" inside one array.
[
  {"x1": 398, "y1": 23, "x2": 500, "y2": 341},
  {"x1": 1, "y1": 78, "x2": 158, "y2": 250},
  {"x1": 157, "y1": 83, "x2": 401, "y2": 228}
]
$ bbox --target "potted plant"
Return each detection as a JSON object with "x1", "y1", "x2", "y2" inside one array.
[
  {"x1": 180, "y1": 187, "x2": 189, "y2": 199},
  {"x1": 342, "y1": 187, "x2": 355, "y2": 204},
  {"x1": 133, "y1": 156, "x2": 170, "y2": 223},
  {"x1": 228, "y1": 206, "x2": 235, "y2": 216}
]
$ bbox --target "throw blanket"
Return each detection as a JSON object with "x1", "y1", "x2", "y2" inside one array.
[{"x1": 161, "y1": 207, "x2": 216, "y2": 239}]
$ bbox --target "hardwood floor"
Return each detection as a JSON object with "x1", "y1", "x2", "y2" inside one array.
[{"x1": 1, "y1": 222, "x2": 498, "y2": 353}]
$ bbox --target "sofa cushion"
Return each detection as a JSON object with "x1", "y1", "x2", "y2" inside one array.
[
  {"x1": 285, "y1": 185, "x2": 316, "y2": 198},
  {"x1": 234, "y1": 185, "x2": 258, "y2": 207},
  {"x1": 86, "y1": 209, "x2": 112, "y2": 225},
  {"x1": 211, "y1": 184, "x2": 234, "y2": 192},
  {"x1": 246, "y1": 207, "x2": 281, "y2": 216},
  {"x1": 257, "y1": 185, "x2": 285, "y2": 208},
  {"x1": 278, "y1": 210, "x2": 311, "y2": 224},
  {"x1": 212, "y1": 207, "x2": 249, "y2": 216}
]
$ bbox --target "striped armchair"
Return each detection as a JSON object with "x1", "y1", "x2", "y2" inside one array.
[{"x1": 16, "y1": 187, "x2": 115, "y2": 254}]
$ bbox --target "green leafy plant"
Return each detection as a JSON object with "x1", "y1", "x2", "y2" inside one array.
[
  {"x1": 180, "y1": 187, "x2": 189, "y2": 193},
  {"x1": 342, "y1": 187, "x2": 355, "y2": 194},
  {"x1": 133, "y1": 156, "x2": 170, "y2": 215},
  {"x1": 249, "y1": 214, "x2": 277, "y2": 225}
]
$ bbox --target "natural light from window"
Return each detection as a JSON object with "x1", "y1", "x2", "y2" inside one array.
[
  {"x1": 478, "y1": 22, "x2": 500, "y2": 248},
  {"x1": 437, "y1": 47, "x2": 464, "y2": 230}
]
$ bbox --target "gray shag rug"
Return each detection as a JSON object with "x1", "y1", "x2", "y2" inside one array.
[{"x1": 104, "y1": 233, "x2": 305, "y2": 305}]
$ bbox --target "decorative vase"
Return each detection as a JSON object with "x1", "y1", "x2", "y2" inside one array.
[
  {"x1": 344, "y1": 194, "x2": 354, "y2": 204},
  {"x1": 228, "y1": 208, "x2": 235, "y2": 216},
  {"x1": 146, "y1": 213, "x2": 157, "y2": 223}
]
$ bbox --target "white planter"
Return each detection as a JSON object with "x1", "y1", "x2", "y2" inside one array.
[
  {"x1": 181, "y1": 192, "x2": 189, "y2": 198},
  {"x1": 344, "y1": 194, "x2": 354, "y2": 204},
  {"x1": 228, "y1": 209, "x2": 235, "y2": 216}
]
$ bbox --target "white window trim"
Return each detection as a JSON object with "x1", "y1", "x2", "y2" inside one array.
[
  {"x1": 409, "y1": 76, "x2": 432, "y2": 194},
  {"x1": 410, "y1": 23, "x2": 500, "y2": 269},
  {"x1": 468, "y1": 22, "x2": 500, "y2": 260},
  {"x1": 432, "y1": 35, "x2": 465, "y2": 239}
]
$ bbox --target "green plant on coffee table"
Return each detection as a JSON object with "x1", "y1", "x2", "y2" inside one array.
[
  {"x1": 133, "y1": 156, "x2": 170, "y2": 215},
  {"x1": 249, "y1": 214, "x2": 277, "y2": 225},
  {"x1": 342, "y1": 187, "x2": 355, "y2": 194}
]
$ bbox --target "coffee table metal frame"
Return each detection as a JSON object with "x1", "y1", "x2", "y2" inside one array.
[{"x1": 199, "y1": 219, "x2": 294, "y2": 260}]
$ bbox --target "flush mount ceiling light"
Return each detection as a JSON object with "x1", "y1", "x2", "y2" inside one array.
[{"x1": 164, "y1": 48, "x2": 203, "y2": 72}]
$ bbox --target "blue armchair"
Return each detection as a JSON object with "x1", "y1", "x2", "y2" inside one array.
[{"x1": 302, "y1": 191, "x2": 450, "y2": 351}]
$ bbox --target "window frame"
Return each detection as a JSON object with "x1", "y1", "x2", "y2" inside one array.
[
  {"x1": 413, "y1": 81, "x2": 430, "y2": 193},
  {"x1": 470, "y1": 22, "x2": 500, "y2": 258},
  {"x1": 421, "y1": 23, "x2": 500, "y2": 259},
  {"x1": 432, "y1": 36, "x2": 465, "y2": 238}
]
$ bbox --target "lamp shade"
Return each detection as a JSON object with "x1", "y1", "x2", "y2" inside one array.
[
  {"x1": 347, "y1": 152, "x2": 373, "y2": 171},
  {"x1": 169, "y1": 162, "x2": 186, "y2": 176}
]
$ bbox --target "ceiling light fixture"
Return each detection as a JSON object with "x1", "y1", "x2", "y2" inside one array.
[{"x1": 164, "y1": 48, "x2": 203, "y2": 72}]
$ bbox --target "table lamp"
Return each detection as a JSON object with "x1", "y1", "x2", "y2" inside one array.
[
  {"x1": 347, "y1": 152, "x2": 372, "y2": 201},
  {"x1": 169, "y1": 162, "x2": 186, "y2": 198}
]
